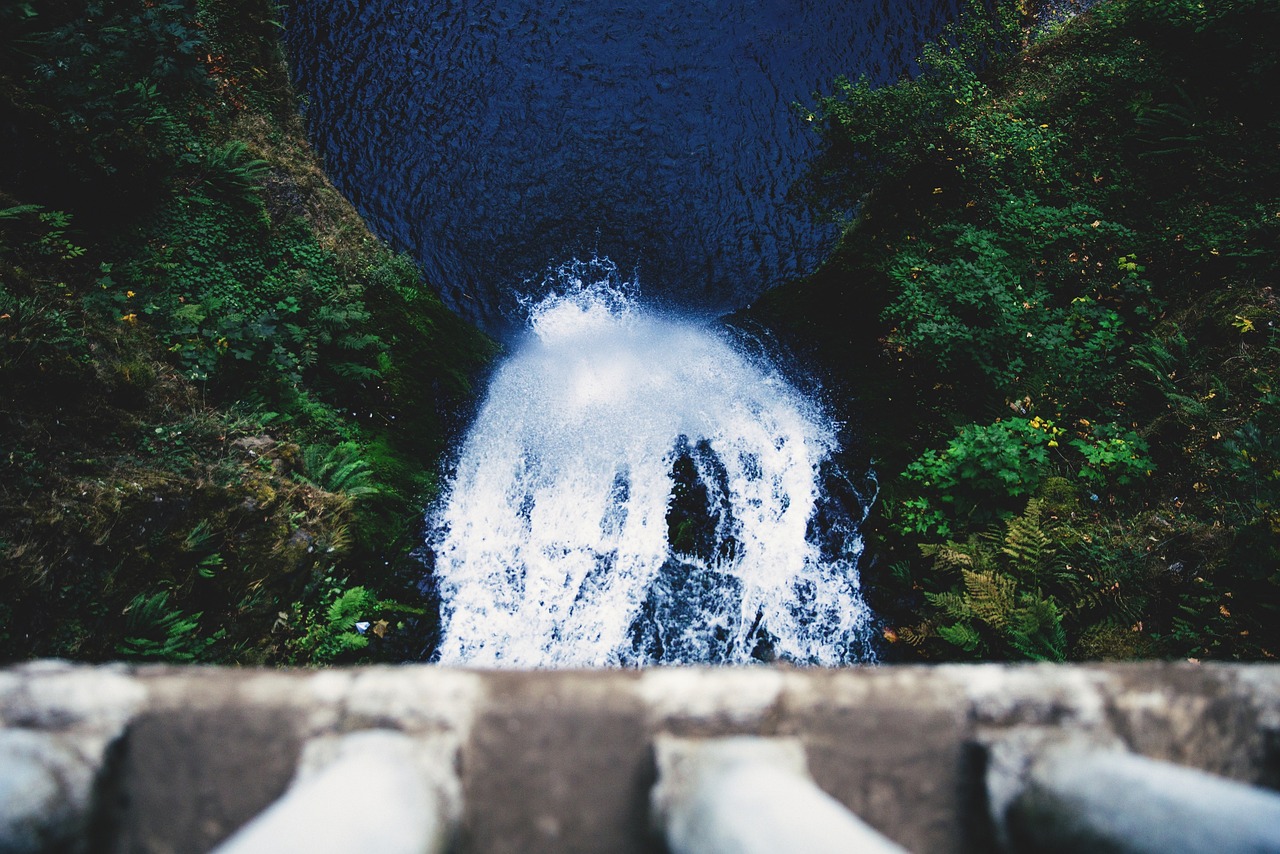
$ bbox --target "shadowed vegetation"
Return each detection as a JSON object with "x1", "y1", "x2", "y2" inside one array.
[
  {"x1": 753, "y1": 0, "x2": 1280, "y2": 662},
  {"x1": 0, "y1": 0, "x2": 496, "y2": 663}
]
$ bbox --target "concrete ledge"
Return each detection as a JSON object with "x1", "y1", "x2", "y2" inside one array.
[
  {"x1": 985, "y1": 729, "x2": 1280, "y2": 854},
  {"x1": 211, "y1": 730, "x2": 460, "y2": 854},
  {"x1": 0, "y1": 662, "x2": 1277, "y2": 853},
  {"x1": 651, "y1": 735, "x2": 908, "y2": 854}
]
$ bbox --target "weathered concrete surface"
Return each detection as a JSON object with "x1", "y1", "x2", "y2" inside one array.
[
  {"x1": 0, "y1": 661, "x2": 145, "y2": 853},
  {"x1": 652, "y1": 735, "x2": 909, "y2": 854},
  {"x1": 0, "y1": 661, "x2": 1277, "y2": 854},
  {"x1": 0, "y1": 729, "x2": 100, "y2": 853},
  {"x1": 211, "y1": 730, "x2": 460, "y2": 854},
  {"x1": 461, "y1": 671, "x2": 656, "y2": 854},
  {"x1": 987, "y1": 730, "x2": 1280, "y2": 854},
  {"x1": 100, "y1": 704, "x2": 305, "y2": 853}
]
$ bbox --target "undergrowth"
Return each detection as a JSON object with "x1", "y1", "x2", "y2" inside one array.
[
  {"x1": 754, "y1": 0, "x2": 1280, "y2": 662},
  {"x1": 0, "y1": 0, "x2": 496, "y2": 664}
]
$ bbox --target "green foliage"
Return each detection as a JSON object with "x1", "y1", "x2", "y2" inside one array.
[
  {"x1": 118, "y1": 189, "x2": 392, "y2": 395},
  {"x1": 301, "y1": 442, "x2": 381, "y2": 500},
  {"x1": 117, "y1": 590, "x2": 222, "y2": 662},
  {"x1": 290, "y1": 586, "x2": 379, "y2": 662},
  {"x1": 894, "y1": 410, "x2": 1154, "y2": 541},
  {"x1": 885, "y1": 228, "x2": 1122, "y2": 395},
  {"x1": 1069, "y1": 424, "x2": 1152, "y2": 486},
  {"x1": 917, "y1": 500, "x2": 1068, "y2": 661},
  {"x1": 806, "y1": 0, "x2": 1022, "y2": 213},
  {"x1": 898, "y1": 417, "x2": 1053, "y2": 537},
  {"x1": 288, "y1": 585, "x2": 422, "y2": 665},
  {"x1": 182, "y1": 520, "x2": 225, "y2": 579},
  {"x1": 1127, "y1": 0, "x2": 1257, "y2": 31},
  {"x1": 775, "y1": 0, "x2": 1280, "y2": 663},
  {"x1": 201, "y1": 140, "x2": 271, "y2": 204},
  {"x1": 0, "y1": 0, "x2": 214, "y2": 207},
  {"x1": 0, "y1": 0, "x2": 495, "y2": 667}
]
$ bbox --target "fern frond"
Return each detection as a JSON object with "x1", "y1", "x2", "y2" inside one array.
[
  {"x1": 1003, "y1": 498, "x2": 1053, "y2": 577},
  {"x1": 924, "y1": 590, "x2": 973, "y2": 620},
  {"x1": 963, "y1": 567, "x2": 1018, "y2": 630},
  {"x1": 117, "y1": 591, "x2": 219, "y2": 662},
  {"x1": 301, "y1": 441, "x2": 381, "y2": 500},
  {"x1": 937, "y1": 621, "x2": 983, "y2": 654},
  {"x1": 1007, "y1": 595, "x2": 1067, "y2": 662},
  {"x1": 897, "y1": 621, "x2": 935, "y2": 647},
  {"x1": 202, "y1": 140, "x2": 270, "y2": 203},
  {"x1": 922, "y1": 542, "x2": 975, "y2": 572}
]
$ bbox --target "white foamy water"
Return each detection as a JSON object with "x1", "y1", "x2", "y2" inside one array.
[{"x1": 427, "y1": 260, "x2": 876, "y2": 667}]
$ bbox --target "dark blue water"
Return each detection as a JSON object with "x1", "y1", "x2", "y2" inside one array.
[{"x1": 284, "y1": 0, "x2": 962, "y2": 335}]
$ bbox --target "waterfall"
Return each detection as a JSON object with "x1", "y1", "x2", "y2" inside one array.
[{"x1": 426, "y1": 259, "x2": 877, "y2": 667}]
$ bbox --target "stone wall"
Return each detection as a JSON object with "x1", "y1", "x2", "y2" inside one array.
[{"x1": 2, "y1": 661, "x2": 1278, "y2": 852}]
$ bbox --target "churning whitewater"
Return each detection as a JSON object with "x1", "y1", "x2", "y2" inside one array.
[{"x1": 427, "y1": 261, "x2": 876, "y2": 667}]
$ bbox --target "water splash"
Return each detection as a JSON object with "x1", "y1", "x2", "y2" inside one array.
[{"x1": 427, "y1": 259, "x2": 876, "y2": 667}]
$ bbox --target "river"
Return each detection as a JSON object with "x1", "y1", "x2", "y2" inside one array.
[{"x1": 284, "y1": 0, "x2": 964, "y2": 665}]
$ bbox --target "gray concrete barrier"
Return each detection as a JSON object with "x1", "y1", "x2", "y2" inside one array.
[
  {"x1": 652, "y1": 735, "x2": 908, "y2": 854},
  {"x1": 0, "y1": 661, "x2": 1277, "y2": 853},
  {"x1": 986, "y1": 729, "x2": 1280, "y2": 854},
  {"x1": 211, "y1": 730, "x2": 461, "y2": 854}
]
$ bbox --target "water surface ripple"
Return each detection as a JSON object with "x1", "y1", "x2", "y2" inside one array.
[{"x1": 285, "y1": 0, "x2": 961, "y2": 332}]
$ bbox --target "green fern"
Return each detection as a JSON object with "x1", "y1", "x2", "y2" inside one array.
[
  {"x1": 924, "y1": 590, "x2": 972, "y2": 621},
  {"x1": 289, "y1": 585, "x2": 422, "y2": 664},
  {"x1": 920, "y1": 542, "x2": 976, "y2": 571},
  {"x1": 117, "y1": 591, "x2": 220, "y2": 662},
  {"x1": 963, "y1": 567, "x2": 1019, "y2": 630},
  {"x1": 201, "y1": 140, "x2": 270, "y2": 203},
  {"x1": 937, "y1": 621, "x2": 983, "y2": 653},
  {"x1": 0, "y1": 203, "x2": 42, "y2": 221},
  {"x1": 919, "y1": 498, "x2": 1073, "y2": 660},
  {"x1": 896, "y1": 621, "x2": 935, "y2": 648},
  {"x1": 1134, "y1": 86, "x2": 1205, "y2": 160},
  {"x1": 301, "y1": 441, "x2": 380, "y2": 500},
  {"x1": 1002, "y1": 498, "x2": 1052, "y2": 582},
  {"x1": 1007, "y1": 596, "x2": 1067, "y2": 661}
]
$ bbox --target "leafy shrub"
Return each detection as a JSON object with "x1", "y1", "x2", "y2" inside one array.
[
  {"x1": 805, "y1": 0, "x2": 1023, "y2": 213},
  {"x1": 1070, "y1": 424, "x2": 1152, "y2": 486},
  {"x1": 898, "y1": 417, "x2": 1055, "y2": 538},
  {"x1": 882, "y1": 194, "x2": 1144, "y2": 402},
  {"x1": 0, "y1": 0, "x2": 495, "y2": 669},
  {"x1": 289, "y1": 585, "x2": 421, "y2": 664},
  {"x1": 787, "y1": 0, "x2": 1280, "y2": 665}
]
